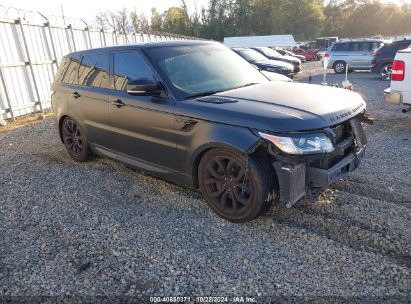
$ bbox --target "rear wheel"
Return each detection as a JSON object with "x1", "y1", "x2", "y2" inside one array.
[
  {"x1": 333, "y1": 61, "x2": 346, "y2": 74},
  {"x1": 61, "y1": 117, "x2": 91, "y2": 162},
  {"x1": 198, "y1": 148, "x2": 276, "y2": 222},
  {"x1": 380, "y1": 63, "x2": 392, "y2": 81}
]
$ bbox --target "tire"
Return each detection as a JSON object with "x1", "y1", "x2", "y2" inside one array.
[
  {"x1": 333, "y1": 61, "x2": 346, "y2": 74},
  {"x1": 61, "y1": 117, "x2": 91, "y2": 162},
  {"x1": 380, "y1": 63, "x2": 392, "y2": 81},
  {"x1": 198, "y1": 148, "x2": 276, "y2": 222}
]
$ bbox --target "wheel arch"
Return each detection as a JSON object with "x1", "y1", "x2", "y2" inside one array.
[
  {"x1": 190, "y1": 129, "x2": 262, "y2": 189},
  {"x1": 58, "y1": 115, "x2": 69, "y2": 143},
  {"x1": 378, "y1": 60, "x2": 393, "y2": 72},
  {"x1": 333, "y1": 60, "x2": 346, "y2": 68}
]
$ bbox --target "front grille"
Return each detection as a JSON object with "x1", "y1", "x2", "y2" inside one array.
[{"x1": 311, "y1": 120, "x2": 354, "y2": 169}]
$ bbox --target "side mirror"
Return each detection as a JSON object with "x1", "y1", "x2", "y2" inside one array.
[{"x1": 126, "y1": 78, "x2": 159, "y2": 95}]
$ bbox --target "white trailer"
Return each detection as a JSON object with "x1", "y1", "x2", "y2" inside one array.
[{"x1": 223, "y1": 35, "x2": 296, "y2": 48}]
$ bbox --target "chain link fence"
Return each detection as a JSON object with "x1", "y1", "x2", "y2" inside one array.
[{"x1": 0, "y1": 6, "x2": 194, "y2": 121}]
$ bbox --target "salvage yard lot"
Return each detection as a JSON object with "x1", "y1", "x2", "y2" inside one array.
[{"x1": 1, "y1": 61, "x2": 410, "y2": 300}]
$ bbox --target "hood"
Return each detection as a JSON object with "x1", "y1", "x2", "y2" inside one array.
[
  {"x1": 254, "y1": 59, "x2": 293, "y2": 69},
  {"x1": 176, "y1": 82, "x2": 366, "y2": 132}
]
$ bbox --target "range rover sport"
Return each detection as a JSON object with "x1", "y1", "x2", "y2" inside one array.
[{"x1": 51, "y1": 41, "x2": 371, "y2": 222}]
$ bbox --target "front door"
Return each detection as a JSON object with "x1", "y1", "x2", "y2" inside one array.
[{"x1": 108, "y1": 50, "x2": 178, "y2": 173}]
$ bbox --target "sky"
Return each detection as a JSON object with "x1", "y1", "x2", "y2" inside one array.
[{"x1": 0, "y1": 0, "x2": 409, "y2": 24}]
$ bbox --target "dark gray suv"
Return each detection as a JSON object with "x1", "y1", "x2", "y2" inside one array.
[{"x1": 52, "y1": 41, "x2": 370, "y2": 222}]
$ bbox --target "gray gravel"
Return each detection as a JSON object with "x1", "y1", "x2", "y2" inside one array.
[{"x1": 1, "y1": 62, "x2": 410, "y2": 302}]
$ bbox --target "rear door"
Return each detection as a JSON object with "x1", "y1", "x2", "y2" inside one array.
[
  {"x1": 348, "y1": 42, "x2": 373, "y2": 68},
  {"x1": 66, "y1": 52, "x2": 112, "y2": 148},
  {"x1": 108, "y1": 50, "x2": 178, "y2": 172}
]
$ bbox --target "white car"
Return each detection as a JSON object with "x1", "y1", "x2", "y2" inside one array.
[{"x1": 384, "y1": 48, "x2": 411, "y2": 112}]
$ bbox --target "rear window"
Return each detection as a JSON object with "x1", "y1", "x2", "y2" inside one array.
[
  {"x1": 60, "y1": 58, "x2": 80, "y2": 84},
  {"x1": 78, "y1": 53, "x2": 110, "y2": 89}
]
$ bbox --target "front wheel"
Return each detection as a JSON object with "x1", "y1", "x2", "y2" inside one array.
[
  {"x1": 380, "y1": 63, "x2": 392, "y2": 81},
  {"x1": 198, "y1": 149, "x2": 276, "y2": 222}
]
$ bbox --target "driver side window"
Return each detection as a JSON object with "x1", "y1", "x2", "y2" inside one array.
[{"x1": 113, "y1": 51, "x2": 154, "y2": 91}]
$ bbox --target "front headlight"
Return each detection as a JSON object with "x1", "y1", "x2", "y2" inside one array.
[{"x1": 258, "y1": 132, "x2": 334, "y2": 155}]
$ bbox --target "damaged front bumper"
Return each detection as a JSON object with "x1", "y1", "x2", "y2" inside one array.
[
  {"x1": 270, "y1": 115, "x2": 369, "y2": 208},
  {"x1": 273, "y1": 147, "x2": 365, "y2": 207}
]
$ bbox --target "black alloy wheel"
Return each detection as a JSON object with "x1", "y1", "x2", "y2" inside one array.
[
  {"x1": 61, "y1": 117, "x2": 90, "y2": 162},
  {"x1": 198, "y1": 149, "x2": 276, "y2": 222}
]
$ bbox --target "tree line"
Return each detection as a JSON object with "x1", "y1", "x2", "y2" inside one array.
[{"x1": 95, "y1": 0, "x2": 411, "y2": 41}]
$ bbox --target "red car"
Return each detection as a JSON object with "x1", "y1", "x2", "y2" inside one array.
[{"x1": 293, "y1": 49, "x2": 319, "y2": 61}]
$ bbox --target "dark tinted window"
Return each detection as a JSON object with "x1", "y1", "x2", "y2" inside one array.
[
  {"x1": 333, "y1": 43, "x2": 349, "y2": 52},
  {"x1": 55, "y1": 57, "x2": 70, "y2": 82},
  {"x1": 60, "y1": 57, "x2": 80, "y2": 84},
  {"x1": 113, "y1": 51, "x2": 154, "y2": 91},
  {"x1": 78, "y1": 53, "x2": 110, "y2": 88},
  {"x1": 398, "y1": 40, "x2": 411, "y2": 49},
  {"x1": 371, "y1": 42, "x2": 383, "y2": 51}
]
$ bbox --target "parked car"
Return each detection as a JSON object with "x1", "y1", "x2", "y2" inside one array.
[
  {"x1": 252, "y1": 47, "x2": 302, "y2": 73},
  {"x1": 384, "y1": 47, "x2": 411, "y2": 113},
  {"x1": 324, "y1": 39, "x2": 384, "y2": 73},
  {"x1": 52, "y1": 40, "x2": 370, "y2": 222},
  {"x1": 260, "y1": 70, "x2": 293, "y2": 82},
  {"x1": 275, "y1": 48, "x2": 306, "y2": 62},
  {"x1": 371, "y1": 38, "x2": 411, "y2": 80},
  {"x1": 293, "y1": 48, "x2": 319, "y2": 61},
  {"x1": 232, "y1": 47, "x2": 294, "y2": 78}
]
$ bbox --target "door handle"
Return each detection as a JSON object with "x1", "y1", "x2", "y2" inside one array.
[
  {"x1": 176, "y1": 117, "x2": 197, "y2": 124},
  {"x1": 111, "y1": 99, "x2": 125, "y2": 108},
  {"x1": 71, "y1": 92, "x2": 80, "y2": 99}
]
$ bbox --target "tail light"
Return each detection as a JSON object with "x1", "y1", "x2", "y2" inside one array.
[
  {"x1": 324, "y1": 53, "x2": 329, "y2": 58},
  {"x1": 373, "y1": 50, "x2": 381, "y2": 56},
  {"x1": 391, "y1": 60, "x2": 405, "y2": 81}
]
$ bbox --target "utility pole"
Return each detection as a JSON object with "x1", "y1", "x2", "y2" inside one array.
[{"x1": 61, "y1": 4, "x2": 66, "y2": 25}]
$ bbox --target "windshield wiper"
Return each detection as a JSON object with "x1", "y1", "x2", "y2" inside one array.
[
  {"x1": 231, "y1": 82, "x2": 259, "y2": 90},
  {"x1": 184, "y1": 83, "x2": 259, "y2": 100},
  {"x1": 184, "y1": 90, "x2": 221, "y2": 99}
]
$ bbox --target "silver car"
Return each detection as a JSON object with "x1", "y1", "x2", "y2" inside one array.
[{"x1": 325, "y1": 39, "x2": 384, "y2": 73}]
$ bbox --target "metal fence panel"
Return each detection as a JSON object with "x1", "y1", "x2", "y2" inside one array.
[{"x1": 0, "y1": 13, "x2": 191, "y2": 120}]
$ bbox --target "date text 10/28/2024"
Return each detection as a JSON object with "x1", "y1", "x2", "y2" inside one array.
[{"x1": 150, "y1": 296, "x2": 256, "y2": 303}]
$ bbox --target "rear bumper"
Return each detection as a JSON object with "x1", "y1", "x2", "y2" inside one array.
[{"x1": 384, "y1": 87, "x2": 402, "y2": 105}]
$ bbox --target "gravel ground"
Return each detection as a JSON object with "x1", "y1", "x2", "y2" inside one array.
[{"x1": 1, "y1": 62, "x2": 410, "y2": 303}]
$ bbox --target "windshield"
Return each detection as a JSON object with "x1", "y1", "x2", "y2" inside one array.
[
  {"x1": 257, "y1": 47, "x2": 282, "y2": 57},
  {"x1": 238, "y1": 49, "x2": 269, "y2": 62},
  {"x1": 145, "y1": 43, "x2": 268, "y2": 99}
]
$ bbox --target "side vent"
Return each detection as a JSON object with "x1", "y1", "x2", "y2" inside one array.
[
  {"x1": 196, "y1": 97, "x2": 238, "y2": 104},
  {"x1": 176, "y1": 117, "x2": 198, "y2": 132}
]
